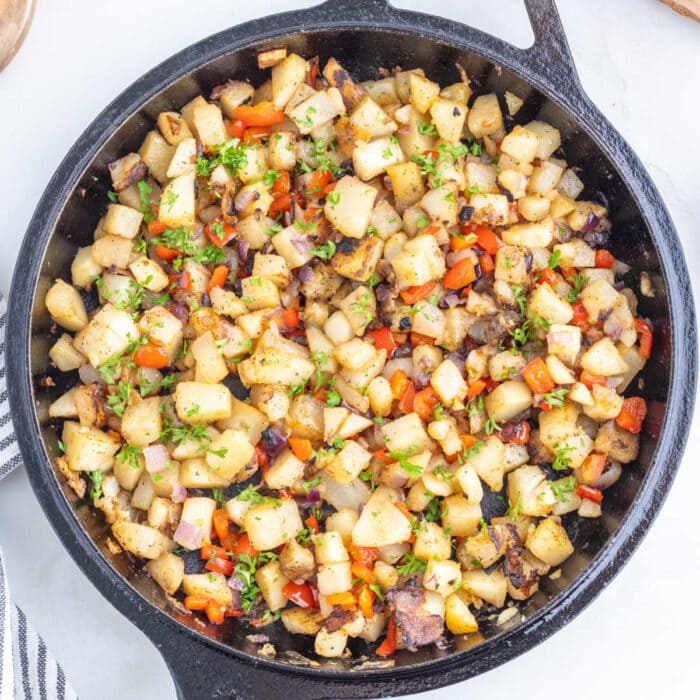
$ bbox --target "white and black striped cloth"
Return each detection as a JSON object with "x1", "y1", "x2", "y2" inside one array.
[{"x1": 0, "y1": 295, "x2": 78, "y2": 699}]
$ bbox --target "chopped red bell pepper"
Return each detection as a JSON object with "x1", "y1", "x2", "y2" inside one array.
[
  {"x1": 399, "y1": 281, "x2": 436, "y2": 305},
  {"x1": 443, "y1": 258, "x2": 477, "y2": 290},
  {"x1": 595, "y1": 249, "x2": 615, "y2": 268},
  {"x1": 571, "y1": 300, "x2": 590, "y2": 330},
  {"x1": 397, "y1": 381, "x2": 416, "y2": 414},
  {"x1": 133, "y1": 343, "x2": 169, "y2": 369},
  {"x1": 155, "y1": 244, "x2": 180, "y2": 263},
  {"x1": 229, "y1": 533, "x2": 257, "y2": 559},
  {"x1": 304, "y1": 514, "x2": 320, "y2": 534},
  {"x1": 226, "y1": 119, "x2": 246, "y2": 139},
  {"x1": 413, "y1": 386, "x2": 440, "y2": 420},
  {"x1": 358, "y1": 585, "x2": 375, "y2": 618},
  {"x1": 521, "y1": 357, "x2": 555, "y2": 394},
  {"x1": 615, "y1": 397, "x2": 647, "y2": 434},
  {"x1": 366, "y1": 326, "x2": 397, "y2": 358},
  {"x1": 580, "y1": 370, "x2": 606, "y2": 390},
  {"x1": 205, "y1": 218, "x2": 237, "y2": 247},
  {"x1": 634, "y1": 318, "x2": 653, "y2": 359},
  {"x1": 581, "y1": 453, "x2": 607, "y2": 483},
  {"x1": 272, "y1": 170, "x2": 291, "y2": 195},
  {"x1": 282, "y1": 581, "x2": 318, "y2": 608},
  {"x1": 207, "y1": 265, "x2": 229, "y2": 293},
  {"x1": 577, "y1": 484, "x2": 603, "y2": 504},
  {"x1": 233, "y1": 101, "x2": 285, "y2": 127},
  {"x1": 498, "y1": 421, "x2": 530, "y2": 444},
  {"x1": 376, "y1": 617, "x2": 397, "y2": 656}
]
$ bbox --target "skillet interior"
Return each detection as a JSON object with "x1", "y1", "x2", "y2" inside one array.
[{"x1": 26, "y1": 26, "x2": 673, "y2": 671}]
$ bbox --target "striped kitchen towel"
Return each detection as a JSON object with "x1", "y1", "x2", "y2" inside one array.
[{"x1": 0, "y1": 294, "x2": 77, "y2": 699}]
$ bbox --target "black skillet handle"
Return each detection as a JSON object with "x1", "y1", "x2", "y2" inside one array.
[
  {"x1": 519, "y1": 0, "x2": 586, "y2": 99},
  {"x1": 319, "y1": 0, "x2": 585, "y2": 101}
]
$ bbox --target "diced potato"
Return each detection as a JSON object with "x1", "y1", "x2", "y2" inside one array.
[
  {"x1": 139, "y1": 130, "x2": 175, "y2": 184},
  {"x1": 112, "y1": 520, "x2": 165, "y2": 560},
  {"x1": 264, "y1": 448, "x2": 304, "y2": 490},
  {"x1": 271, "y1": 225, "x2": 315, "y2": 268},
  {"x1": 445, "y1": 592, "x2": 479, "y2": 634},
  {"x1": 238, "y1": 345, "x2": 314, "y2": 388},
  {"x1": 103, "y1": 204, "x2": 143, "y2": 240},
  {"x1": 190, "y1": 331, "x2": 227, "y2": 384},
  {"x1": 147, "y1": 552, "x2": 185, "y2": 594},
  {"x1": 528, "y1": 283, "x2": 573, "y2": 325},
  {"x1": 469, "y1": 193, "x2": 509, "y2": 226},
  {"x1": 62, "y1": 421, "x2": 120, "y2": 472},
  {"x1": 529, "y1": 159, "x2": 564, "y2": 194},
  {"x1": 331, "y1": 236, "x2": 384, "y2": 283},
  {"x1": 91, "y1": 235, "x2": 133, "y2": 268},
  {"x1": 192, "y1": 103, "x2": 226, "y2": 152},
  {"x1": 205, "y1": 429, "x2": 255, "y2": 480},
  {"x1": 182, "y1": 572, "x2": 233, "y2": 607},
  {"x1": 594, "y1": 420, "x2": 639, "y2": 463},
  {"x1": 70, "y1": 246, "x2": 104, "y2": 290},
  {"x1": 73, "y1": 304, "x2": 140, "y2": 367},
  {"x1": 268, "y1": 131, "x2": 297, "y2": 171},
  {"x1": 256, "y1": 560, "x2": 290, "y2": 611},
  {"x1": 460, "y1": 435, "x2": 505, "y2": 492},
  {"x1": 414, "y1": 521, "x2": 451, "y2": 562},
  {"x1": 502, "y1": 218, "x2": 554, "y2": 248},
  {"x1": 580, "y1": 338, "x2": 629, "y2": 376},
  {"x1": 500, "y1": 125, "x2": 539, "y2": 163},
  {"x1": 352, "y1": 490, "x2": 412, "y2": 547},
  {"x1": 175, "y1": 382, "x2": 232, "y2": 424},
  {"x1": 381, "y1": 413, "x2": 435, "y2": 454},
  {"x1": 159, "y1": 172, "x2": 195, "y2": 228},
  {"x1": 507, "y1": 465, "x2": 556, "y2": 517},
  {"x1": 325, "y1": 441, "x2": 372, "y2": 484},
  {"x1": 423, "y1": 558, "x2": 461, "y2": 597},
  {"x1": 49, "y1": 388, "x2": 78, "y2": 419},
  {"x1": 429, "y1": 97, "x2": 467, "y2": 143},
  {"x1": 484, "y1": 380, "x2": 533, "y2": 424},
  {"x1": 324, "y1": 176, "x2": 377, "y2": 239},
  {"x1": 281, "y1": 608, "x2": 323, "y2": 636},
  {"x1": 430, "y1": 359, "x2": 467, "y2": 408},
  {"x1": 390, "y1": 233, "x2": 446, "y2": 288},
  {"x1": 526, "y1": 517, "x2": 574, "y2": 566},
  {"x1": 386, "y1": 161, "x2": 426, "y2": 211},
  {"x1": 45, "y1": 279, "x2": 88, "y2": 332},
  {"x1": 546, "y1": 324, "x2": 581, "y2": 365},
  {"x1": 128, "y1": 256, "x2": 169, "y2": 292},
  {"x1": 546, "y1": 354, "x2": 576, "y2": 384},
  {"x1": 272, "y1": 53, "x2": 309, "y2": 108},
  {"x1": 580, "y1": 278, "x2": 619, "y2": 324},
  {"x1": 243, "y1": 499, "x2": 303, "y2": 550},
  {"x1": 121, "y1": 397, "x2": 161, "y2": 448},
  {"x1": 157, "y1": 111, "x2": 193, "y2": 146},
  {"x1": 582, "y1": 384, "x2": 624, "y2": 421},
  {"x1": 289, "y1": 88, "x2": 344, "y2": 134},
  {"x1": 441, "y1": 495, "x2": 482, "y2": 537},
  {"x1": 462, "y1": 568, "x2": 508, "y2": 608},
  {"x1": 138, "y1": 306, "x2": 183, "y2": 364},
  {"x1": 336, "y1": 286, "x2": 375, "y2": 337},
  {"x1": 314, "y1": 628, "x2": 348, "y2": 658},
  {"x1": 467, "y1": 94, "x2": 503, "y2": 138},
  {"x1": 349, "y1": 96, "x2": 397, "y2": 139},
  {"x1": 166, "y1": 137, "x2": 197, "y2": 178},
  {"x1": 524, "y1": 120, "x2": 561, "y2": 160},
  {"x1": 315, "y1": 531, "x2": 349, "y2": 565}
]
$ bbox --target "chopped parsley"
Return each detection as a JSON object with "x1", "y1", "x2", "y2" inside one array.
[
  {"x1": 396, "y1": 552, "x2": 427, "y2": 576},
  {"x1": 311, "y1": 241, "x2": 336, "y2": 260}
]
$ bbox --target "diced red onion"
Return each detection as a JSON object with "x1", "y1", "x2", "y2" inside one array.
[
  {"x1": 592, "y1": 460, "x2": 622, "y2": 490},
  {"x1": 613, "y1": 259, "x2": 631, "y2": 275},
  {"x1": 581, "y1": 213, "x2": 600, "y2": 233},
  {"x1": 375, "y1": 284, "x2": 392, "y2": 302},
  {"x1": 261, "y1": 427, "x2": 287, "y2": 457},
  {"x1": 445, "y1": 352, "x2": 465, "y2": 370},
  {"x1": 228, "y1": 575, "x2": 245, "y2": 591},
  {"x1": 143, "y1": 444, "x2": 169, "y2": 474},
  {"x1": 385, "y1": 471, "x2": 409, "y2": 488},
  {"x1": 413, "y1": 370, "x2": 430, "y2": 389},
  {"x1": 547, "y1": 330, "x2": 572, "y2": 346},
  {"x1": 297, "y1": 265, "x2": 313, "y2": 284},
  {"x1": 308, "y1": 488, "x2": 321, "y2": 504},
  {"x1": 173, "y1": 520, "x2": 205, "y2": 550},
  {"x1": 291, "y1": 237, "x2": 313, "y2": 255},
  {"x1": 439, "y1": 293, "x2": 460, "y2": 309},
  {"x1": 246, "y1": 634, "x2": 270, "y2": 644},
  {"x1": 286, "y1": 277, "x2": 300, "y2": 299},
  {"x1": 603, "y1": 316, "x2": 623, "y2": 342},
  {"x1": 79, "y1": 364, "x2": 104, "y2": 386},
  {"x1": 234, "y1": 188, "x2": 256, "y2": 212},
  {"x1": 555, "y1": 225, "x2": 572, "y2": 243},
  {"x1": 237, "y1": 238, "x2": 250, "y2": 262},
  {"x1": 446, "y1": 248, "x2": 475, "y2": 267},
  {"x1": 169, "y1": 303, "x2": 189, "y2": 322},
  {"x1": 613, "y1": 281, "x2": 625, "y2": 291},
  {"x1": 172, "y1": 484, "x2": 187, "y2": 503}
]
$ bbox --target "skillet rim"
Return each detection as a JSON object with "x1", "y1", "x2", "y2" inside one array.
[{"x1": 6, "y1": 0, "x2": 697, "y2": 694}]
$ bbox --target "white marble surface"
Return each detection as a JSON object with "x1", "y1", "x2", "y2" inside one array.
[{"x1": 0, "y1": 1, "x2": 699, "y2": 698}]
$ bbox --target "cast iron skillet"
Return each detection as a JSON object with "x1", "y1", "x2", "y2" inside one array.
[{"x1": 6, "y1": 0, "x2": 697, "y2": 697}]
